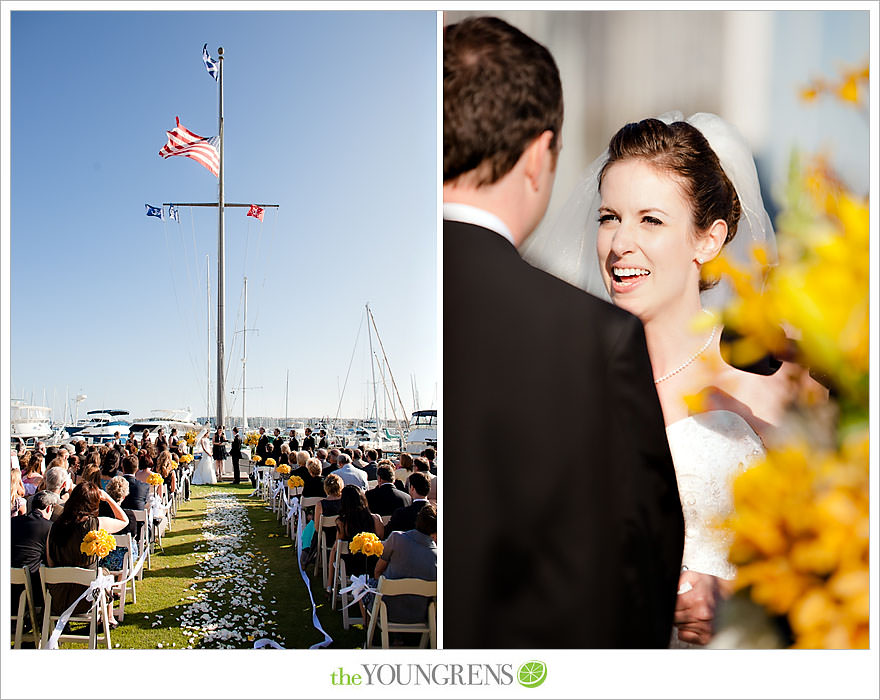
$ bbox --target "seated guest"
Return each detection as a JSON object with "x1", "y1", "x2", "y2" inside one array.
[
  {"x1": 405, "y1": 457, "x2": 433, "y2": 491},
  {"x1": 100, "y1": 449, "x2": 121, "y2": 489},
  {"x1": 323, "y1": 449, "x2": 340, "y2": 476},
  {"x1": 331, "y1": 453, "x2": 368, "y2": 490},
  {"x1": 45, "y1": 482, "x2": 128, "y2": 617},
  {"x1": 291, "y1": 451, "x2": 311, "y2": 480},
  {"x1": 366, "y1": 464, "x2": 412, "y2": 516},
  {"x1": 278, "y1": 443, "x2": 292, "y2": 468},
  {"x1": 11, "y1": 467, "x2": 27, "y2": 517},
  {"x1": 329, "y1": 485, "x2": 384, "y2": 585},
  {"x1": 135, "y1": 451, "x2": 156, "y2": 484},
  {"x1": 351, "y1": 448, "x2": 366, "y2": 470},
  {"x1": 11, "y1": 490, "x2": 57, "y2": 609},
  {"x1": 100, "y1": 476, "x2": 139, "y2": 570},
  {"x1": 312, "y1": 473, "x2": 344, "y2": 553},
  {"x1": 316, "y1": 448, "x2": 329, "y2": 473},
  {"x1": 302, "y1": 457, "x2": 326, "y2": 498},
  {"x1": 78, "y1": 452, "x2": 101, "y2": 484},
  {"x1": 422, "y1": 447, "x2": 437, "y2": 475},
  {"x1": 363, "y1": 449, "x2": 379, "y2": 481},
  {"x1": 79, "y1": 463, "x2": 104, "y2": 489},
  {"x1": 120, "y1": 454, "x2": 150, "y2": 512},
  {"x1": 67, "y1": 454, "x2": 82, "y2": 484},
  {"x1": 374, "y1": 504, "x2": 438, "y2": 625},
  {"x1": 387, "y1": 473, "x2": 431, "y2": 534},
  {"x1": 21, "y1": 453, "x2": 44, "y2": 496},
  {"x1": 33, "y1": 466, "x2": 72, "y2": 520},
  {"x1": 395, "y1": 452, "x2": 414, "y2": 491}
]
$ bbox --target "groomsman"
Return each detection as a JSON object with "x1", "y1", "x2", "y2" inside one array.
[
  {"x1": 231, "y1": 427, "x2": 243, "y2": 484},
  {"x1": 302, "y1": 427, "x2": 316, "y2": 454},
  {"x1": 317, "y1": 429, "x2": 329, "y2": 450},
  {"x1": 271, "y1": 428, "x2": 283, "y2": 464},
  {"x1": 443, "y1": 15, "x2": 683, "y2": 648},
  {"x1": 287, "y1": 429, "x2": 299, "y2": 452},
  {"x1": 256, "y1": 427, "x2": 270, "y2": 461}
]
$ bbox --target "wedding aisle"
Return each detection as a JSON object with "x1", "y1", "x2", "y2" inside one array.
[{"x1": 99, "y1": 484, "x2": 362, "y2": 650}]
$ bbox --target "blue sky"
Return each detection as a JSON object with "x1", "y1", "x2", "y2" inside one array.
[{"x1": 7, "y1": 10, "x2": 437, "y2": 423}]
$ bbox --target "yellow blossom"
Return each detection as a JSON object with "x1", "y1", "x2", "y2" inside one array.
[{"x1": 81, "y1": 529, "x2": 117, "y2": 558}]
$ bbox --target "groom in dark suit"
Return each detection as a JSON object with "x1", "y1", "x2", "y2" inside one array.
[{"x1": 443, "y1": 16, "x2": 684, "y2": 648}]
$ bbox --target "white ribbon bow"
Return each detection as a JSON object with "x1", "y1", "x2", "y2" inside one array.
[
  {"x1": 338, "y1": 574, "x2": 377, "y2": 609},
  {"x1": 46, "y1": 573, "x2": 115, "y2": 650},
  {"x1": 283, "y1": 496, "x2": 300, "y2": 525}
]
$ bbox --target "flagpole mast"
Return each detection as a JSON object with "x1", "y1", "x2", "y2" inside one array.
[{"x1": 216, "y1": 46, "x2": 226, "y2": 430}]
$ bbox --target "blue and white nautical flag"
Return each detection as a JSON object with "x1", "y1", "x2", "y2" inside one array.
[
  {"x1": 168, "y1": 205, "x2": 179, "y2": 222},
  {"x1": 203, "y1": 44, "x2": 219, "y2": 81},
  {"x1": 145, "y1": 204, "x2": 164, "y2": 220}
]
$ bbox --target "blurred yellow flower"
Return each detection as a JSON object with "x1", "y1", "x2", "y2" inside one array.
[
  {"x1": 287, "y1": 475, "x2": 304, "y2": 489},
  {"x1": 148, "y1": 472, "x2": 164, "y2": 485},
  {"x1": 350, "y1": 531, "x2": 383, "y2": 557}
]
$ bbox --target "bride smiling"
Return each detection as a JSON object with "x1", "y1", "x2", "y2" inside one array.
[{"x1": 525, "y1": 112, "x2": 826, "y2": 646}]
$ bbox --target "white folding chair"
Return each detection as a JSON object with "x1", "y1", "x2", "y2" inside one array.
[
  {"x1": 292, "y1": 496, "x2": 322, "y2": 542},
  {"x1": 39, "y1": 565, "x2": 113, "y2": 649},
  {"x1": 365, "y1": 576, "x2": 437, "y2": 649},
  {"x1": 106, "y1": 534, "x2": 135, "y2": 620},
  {"x1": 11, "y1": 567, "x2": 40, "y2": 648},
  {"x1": 133, "y1": 509, "x2": 151, "y2": 574},
  {"x1": 331, "y1": 540, "x2": 366, "y2": 631},
  {"x1": 316, "y1": 514, "x2": 339, "y2": 590},
  {"x1": 280, "y1": 485, "x2": 303, "y2": 528}
]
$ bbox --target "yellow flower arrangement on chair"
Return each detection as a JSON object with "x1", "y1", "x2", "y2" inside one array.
[
  {"x1": 275, "y1": 464, "x2": 290, "y2": 476},
  {"x1": 287, "y1": 475, "x2": 304, "y2": 489},
  {"x1": 252, "y1": 455, "x2": 262, "y2": 464},
  {"x1": 81, "y1": 529, "x2": 117, "y2": 559},
  {"x1": 147, "y1": 472, "x2": 164, "y2": 486},
  {"x1": 265, "y1": 458, "x2": 277, "y2": 468},
  {"x1": 180, "y1": 453, "x2": 194, "y2": 464},
  {"x1": 350, "y1": 532, "x2": 384, "y2": 557}
]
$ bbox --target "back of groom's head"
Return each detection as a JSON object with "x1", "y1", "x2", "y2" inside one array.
[{"x1": 444, "y1": 16, "x2": 563, "y2": 187}]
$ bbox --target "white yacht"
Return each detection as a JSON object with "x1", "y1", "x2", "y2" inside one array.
[
  {"x1": 404, "y1": 409, "x2": 437, "y2": 455},
  {"x1": 72, "y1": 409, "x2": 132, "y2": 443},
  {"x1": 10, "y1": 400, "x2": 53, "y2": 446},
  {"x1": 128, "y1": 409, "x2": 204, "y2": 442}
]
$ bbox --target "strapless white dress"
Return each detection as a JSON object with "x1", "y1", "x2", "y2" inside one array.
[{"x1": 665, "y1": 410, "x2": 765, "y2": 647}]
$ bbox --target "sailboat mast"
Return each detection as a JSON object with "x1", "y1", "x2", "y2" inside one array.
[
  {"x1": 206, "y1": 254, "x2": 211, "y2": 423},
  {"x1": 366, "y1": 303, "x2": 379, "y2": 431},
  {"x1": 216, "y1": 47, "x2": 226, "y2": 430},
  {"x1": 285, "y1": 369, "x2": 289, "y2": 423},
  {"x1": 242, "y1": 276, "x2": 248, "y2": 431}
]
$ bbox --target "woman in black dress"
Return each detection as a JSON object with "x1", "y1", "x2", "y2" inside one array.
[
  {"x1": 328, "y1": 484, "x2": 384, "y2": 585},
  {"x1": 45, "y1": 482, "x2": 128, "y2": 616},
  {"x1": 212, "y1": 426, "x2": 228, "y2": 481}
]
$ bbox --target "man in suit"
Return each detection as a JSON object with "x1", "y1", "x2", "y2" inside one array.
[
  {"x1": 443, "y1": 16, "x2": 683, "y2": 648},
  {"x1": 361, "y1": 449, "x2": 379, "y2": 481},
  {"x1": 366, "y1": 464, "x2": 412, "y2": 516},
  {"x1": 256, "y1": 427, "x2": 270, "y2": 461},
  {"x1": 322, "y1": 448, "x2": 340, "y2": 477},
  {"x1": 120, "y1": 454, "x2": 151, "y2": 512},
  {"x1": 230, "y1": 427, "x2": 243, "y2": 484},
  {"x1": 302, "y1": 427, "x2": 316, "y2": 454},
  {"x1": 11, "y1": 490, "x2": 56, "y2": 608},
  {"x1": 287, "y1": 429, "x2": 300, "y2": 453},
  {"x1": 386, "y1": 472, "x2": 431, "y2": 534},
  {"x1": 271, "y1": 429, "x2": 283, "y2": 465},
  {"x1": 317, "y1": 429, "x2": 329, "y2": 450}
]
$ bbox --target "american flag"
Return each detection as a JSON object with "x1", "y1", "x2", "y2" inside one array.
[{"x1": 158, "y1": 117, "x2": 219, "y2": 178}]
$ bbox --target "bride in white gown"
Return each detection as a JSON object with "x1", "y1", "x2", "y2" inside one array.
[
  {"x1": 192, "y1": 431, "x2": 217, "y2": 485},
  {"x1": 524, "y1": 112, "x2": 824, "y2": 646}
]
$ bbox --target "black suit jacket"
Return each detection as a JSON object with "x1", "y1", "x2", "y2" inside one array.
[
  {"x1": 444, "y1": 220, "x2": 683, "y2": 648},
  {"x1": 121, "y1": 474, "x2": 151, "y2": 512},
  {"x1": 366, "y1": 482, "x2": 412, "y2": 516},
  {"x1": 256, "y1": 434, "x2": 270, "y2": 459},
  {"x1": 11, "y1": 512, "x2": 53, "y2": 574},
  {"x1": 363, "y1": 461, "x2": 378, "y2": 481},
  {"x1": 231, "y1": 435, "x2": 242, "y2": 459},
  {"x1": 387, "y1": 500, "x2": 429, "y2": 534},
  {"x1": 303, "y1": 435, "x2": 316, "y2": 453}
]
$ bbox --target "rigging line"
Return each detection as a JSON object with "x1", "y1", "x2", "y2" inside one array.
[
  {"x1": 251, "y1": 207, "x2": 279, "y2": 331},
  {"x1": 335, "y1": 311, "x2": 365, "y2": 422},
  {"x1": 367, "y1": 306, "x2": 411, "y2": 424},
  {"x1": 165, "y1": 209, "x2": 209, "y2": 405}
]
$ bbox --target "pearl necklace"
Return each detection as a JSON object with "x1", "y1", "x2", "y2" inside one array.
[{"x1": 654, "y1": 321, "x2": 718, "y2": 385}]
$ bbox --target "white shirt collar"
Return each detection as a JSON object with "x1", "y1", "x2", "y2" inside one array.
[{"x1": 443, "y1": 203, "x2": 516, "y2": 247}]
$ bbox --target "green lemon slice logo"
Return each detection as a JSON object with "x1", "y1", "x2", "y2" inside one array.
[{"x1": 517, "y1": 660, "x2": 547, "y2": 688}]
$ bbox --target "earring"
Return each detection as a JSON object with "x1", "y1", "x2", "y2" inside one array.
[{"x1": 696, "y1": 257, "x2": 704, "y2": 265}]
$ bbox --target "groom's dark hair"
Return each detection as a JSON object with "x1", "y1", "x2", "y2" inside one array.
[{"x1": 444, "y1": 16, "x2": 563, "y2": 186}]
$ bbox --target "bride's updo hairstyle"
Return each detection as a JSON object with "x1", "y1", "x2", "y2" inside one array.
[{"x1": 598, "y1": 118, "x2": 742, "y2": 292}]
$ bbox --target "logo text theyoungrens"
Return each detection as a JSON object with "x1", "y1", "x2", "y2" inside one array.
[{"x1": 330, "y1": 664, "x2": 515, "y2": 686}]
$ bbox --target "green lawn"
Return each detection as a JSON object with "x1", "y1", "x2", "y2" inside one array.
[{"x1": 20, "y1": 483, "x2": 364, "y2": 650}]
